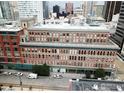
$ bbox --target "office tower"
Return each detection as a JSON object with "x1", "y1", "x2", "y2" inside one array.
[
  {"x1": 83, "y1": 1, "x2": 88, "y2": 17},
  {"x1": 93, "y1": 1, "x2": 105, "y2": 17},
  {"x1": 53, "y1": 5, "x2": 60, "y2": 18},
  {"x1": 83, "y1": 1, "x2": 95, "y2": 17},
  {"x1": 0, "y1": 1, "x2": 14, "y2": 19},
  {"x1": 74, "y1": 8, "x2": 83, "y2": 16},
  {"x1": 65, "y1": 2, "x2": 73, "y2": 14},
  {"x1": 110, "y1": 2, "x2": 124, "y2": 54},
  {"x1": 103, "y1": 1, "x2": 122, "y2": 22},
  {"x1": 43, "y1": 1, "x2": 49, "y2": 19},
  {"x1": 10, "y1": 1, "x2": 19, "y2": 20},
  {"x1": 0, "y1": 6, "x2": 2, "y2": 18},
  {"x1": 18, "y1": 1, "x2": 43, "y2": 22}
]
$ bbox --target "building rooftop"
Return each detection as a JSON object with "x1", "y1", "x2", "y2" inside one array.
[
  {"x1": 20, "y1": 16, "x2": 36, "y2": 21},
  {"x1": 20, "y1": 40, "x2": 120, "y2": 50},
  {"x1": 70, "y1": 79, "x2": 124, "y2": 91},
  {"x1": 28, "y1": 23, "x2": 109, "y2": 32},
  {"x1": 0, "y1": 25, "x2": 22, "y2": 32}
]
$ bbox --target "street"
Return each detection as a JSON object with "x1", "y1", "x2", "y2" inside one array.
[{"x1": 0, "y1": 69, "x2": 82, "y2": 90}]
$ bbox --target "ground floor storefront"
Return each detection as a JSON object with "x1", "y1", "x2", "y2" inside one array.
[{"x1": 1, "y1": 63, "x2": 112, "y2": 76}]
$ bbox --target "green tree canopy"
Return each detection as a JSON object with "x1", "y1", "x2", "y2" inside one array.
[
  {"x1": 0, "y1": 64, "x2": 3, "y2": 69},
  {"x1": 95, "y1": 68, "x2": 105, "y2": 79},
  {"x1": 32, "y1": 63, "x2": 50, "y2": 76}
]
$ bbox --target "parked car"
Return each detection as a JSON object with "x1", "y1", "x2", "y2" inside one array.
[
  {"x1": 2, "y1": 72, "x2": 12, "y2": 75},
  {"x1": 2, "y1": 72, "x2": 8, "y2": 75},
  {"x1": 14, "y1": 72, "x2": 23, "y2": 76},
  {"x1": 27, "y1": 73, "x2": 37, "y2": 79},
  {"x1": 53, "y1": 74, "x2": 63, "y2": 79},
  {"x1": 8, "y1": 72, "x2": 12, "y2": 75}
]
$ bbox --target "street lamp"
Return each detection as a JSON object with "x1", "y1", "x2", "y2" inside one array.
[{"x1": 19, "y1": 76, "x2": 23, "y2": 91}]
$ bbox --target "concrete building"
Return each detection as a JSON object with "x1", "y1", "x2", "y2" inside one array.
[
  {"x1": 18, "y1": 1, "x2": 43, "y2": 22},
  {"x1": 9, "y1": 1, "x2": 19, "y2": 20},
  {"x1": 0, "y1": 1, "x2": 14, "y2": 19},
  {"x1": 53, "y1": 5, "x2": 60, "y2": 18},
  {"x1": 65, "y1": 2, "x2": 73, "y2": 14},
  {"x1": 94, "y1": 2, "x2": 105, "y2": 17},
  {"x1": 0, "y1": 23, "x2": 24, "y2": 65},
  {"x1": 69, "y1": 79, "x2": 124, "y2": 91},
  {"x1": 103, "y1": 1, "x2": 122, "y2": 22},
  {"x1": 74, "y1": 8, "x2": 83, "y2": 16},
  {"x1": 43, "y1": 1, "x2": 49, "y2": 19},
  {"x1": 0, "y1": 5, "x2": 3, "y2": 18},
  {"x1": 19, "y1": 16, "x2": 37, "y2": 29},
  {"x1": 19, "y1": 21, "x2": 119, "y2": 73},
  {"x1": 110, "y1": 2, "x2": 124, "y2": 53},
  {"x1": 120, "y1": 44, "x2": 124, "y2": 61}
]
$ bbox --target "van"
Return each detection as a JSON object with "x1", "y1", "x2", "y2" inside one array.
[{"x1": 27, "y1": 73, "x2": 37, "y2": 79}]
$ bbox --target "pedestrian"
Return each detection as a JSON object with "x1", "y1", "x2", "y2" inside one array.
[
  {"x1": 9, "y1": 85, "x2": 13, "y2": 91},
  {"x1": 0, "y1": 84, "x2": 3, "y2": 91},
  {"x1": 29, "y1": 86, "x2": 32, "y2": 91}
]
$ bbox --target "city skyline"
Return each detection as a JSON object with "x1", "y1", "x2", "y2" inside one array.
[{"x1": 0, "y1": 1, "x2": 124, "y2": 91}]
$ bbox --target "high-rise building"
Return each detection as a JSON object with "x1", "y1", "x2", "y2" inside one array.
[
  {"x1": 0, "y1": 6, "x2": 2, "y2": 18},
  {"x1": 93, "y1": 1, "x2": 105, "y2": 17},
  {"x1": 65, "y1": 2, "x2": 73, "y2": 14},
  {"x1": 0, "y1": 1, "x2": 14, "y2": 19},
  {"x1": 110, "y1": 2, "x2": 124, "y2": 53},
  {"x1": 18, "y1": 1, "x2": 43, "y2": 22},
  {"x1": 103, "y1": 1, "x2": 122, "y2": 22},
  {"x1": 53, "y1": 5, "x2": 60, "y2": 18},
  {"x1": 43, "y1": 1, "x2": 49, "y2": 19},
  {"x1": 10, "y1": 1, "x2": 19, "y2": 20},
  {"x1": 83, "y1": 1, "x2": 95, "y2": 17}
]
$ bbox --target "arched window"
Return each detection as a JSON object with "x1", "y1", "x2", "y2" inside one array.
[
  {"x1": 84, "y1": 50, "x2": 86, "y2": 54},
  {"x1": 100, "y1": 51, "x2": 102, "y2": 55},
  {"x1": 107, "y1": 51, "x2": 109, "y2": 56},
  {"x1": 97, "y1": 51, "x2": 100, "y2": 55}
]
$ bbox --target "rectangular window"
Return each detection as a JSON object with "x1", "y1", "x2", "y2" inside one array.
[{"x1": 14, "y1": 48, "x2": 18, "y2": 51}]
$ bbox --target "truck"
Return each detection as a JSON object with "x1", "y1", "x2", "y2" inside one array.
[{"x1": 27, "y1": 73, "x2": 37, "y2": 79}]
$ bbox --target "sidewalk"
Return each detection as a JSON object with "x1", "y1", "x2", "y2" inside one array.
[
  {"x1": 1, "y1": 86, "x2": 54, "y2": 91},
  {"x1": 114, "y1": 58, "x2": 124, "y2": 80}
]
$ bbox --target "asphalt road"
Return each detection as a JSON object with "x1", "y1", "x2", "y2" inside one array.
[{"x1": 0, "y1": 69, "x2": 82, "y2": 90}]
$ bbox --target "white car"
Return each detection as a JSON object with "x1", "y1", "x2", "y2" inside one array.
[
  {"x1": 2, "y1": 72, "x2": 12, "y2": 75},
  {"x1": 2, "y1": 72, "x2": 8, "y2": 75},
  {"x1": 15, "y1": 72, "x2": 23, "y2": 76},
  {"x1": 53, "y1": 74, "x2": 63, "y2": 79},
  {"x1": 27, "y1": 73, "x2": 37, "y2": 79}
]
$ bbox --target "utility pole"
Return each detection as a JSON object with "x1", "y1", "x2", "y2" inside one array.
[{"x1": 19, "y1": 76, "x2": 23, "y2": 91}]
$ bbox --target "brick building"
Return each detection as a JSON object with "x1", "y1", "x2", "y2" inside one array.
[
  {"x1": 20, "y1": 23, "x2": 120, "y2": 73},
  {"x1": 0, "y1": 25, "x2": 23, "y2": 65}
]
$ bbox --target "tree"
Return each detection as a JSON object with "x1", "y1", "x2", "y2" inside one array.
[
  {"x1": 32, "y1": 63, "x2": 50, "y2": 76},
  {"x1": 85, "y1": 71, "x2": 91, "y2": 79},
  {"x1": 7, "y1": 64, "x2": 15, "y2": 69},
  {"x1": 0, "y1": 64, "x2": 3, "y2": 73},
  {"x1": 0, "y1": 64, "x2": 3, "y2": 69},
  {"x1": 95, "y1": 68, "x2": 105, "y2": 79}
]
